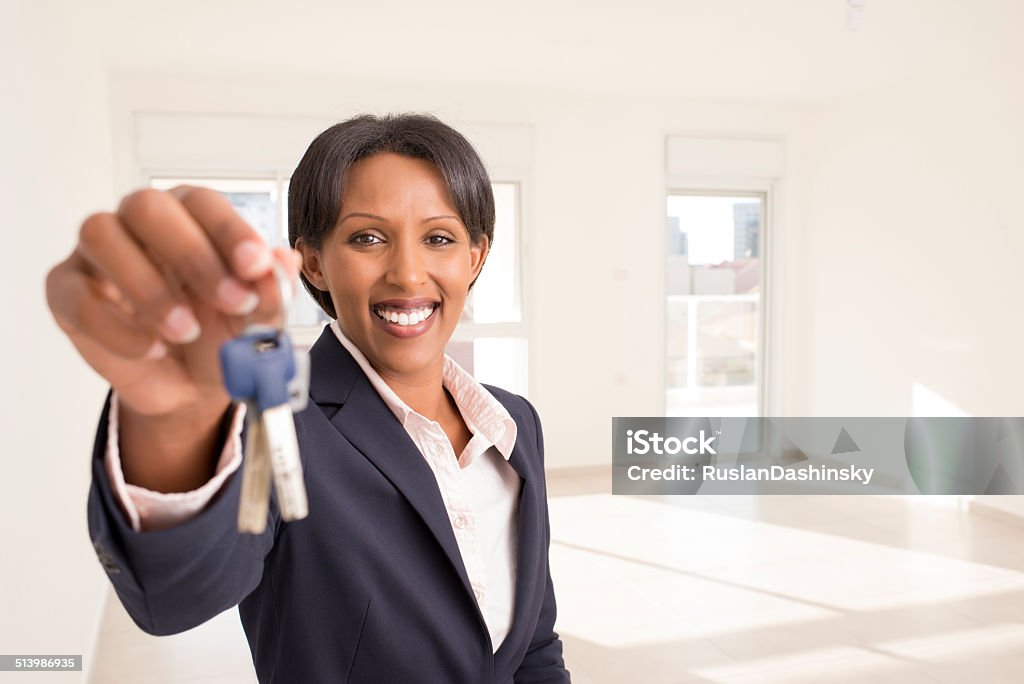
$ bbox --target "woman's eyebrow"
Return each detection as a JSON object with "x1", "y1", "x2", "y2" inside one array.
[
  {"x1": 338, "y1": 211, "x2": 460, "y2": 225},
  {"x1": 338, "y1": 211, "x2": 387, "y2": 225}
]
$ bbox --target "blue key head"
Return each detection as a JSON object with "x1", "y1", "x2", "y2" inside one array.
[{"x1": 220, "y1": 327, "x2": 297, "y2": 411}]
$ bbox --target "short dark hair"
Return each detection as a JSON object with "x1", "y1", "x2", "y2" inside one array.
[{"x1": 288, "y1": 112, "x2": 495, "y2": 319}]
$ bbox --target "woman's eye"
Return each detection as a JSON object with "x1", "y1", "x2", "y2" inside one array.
[
  {"x1": 426, "y1": 234, "x2": 454, "y2": 246},
  {"x1": 350, "y1": 233, "x2": 383, "y2": 246}
]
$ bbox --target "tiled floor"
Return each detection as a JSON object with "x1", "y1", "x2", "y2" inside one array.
[{"x1": 90, "y1": 472, "x2": 1024, "y2": 683}]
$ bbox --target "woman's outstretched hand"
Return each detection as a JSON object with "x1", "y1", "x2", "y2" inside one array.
[{"x1": 46, "y1": 187, "x2": 301, "y2": 489}]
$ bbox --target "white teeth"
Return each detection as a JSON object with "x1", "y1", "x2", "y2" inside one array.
[{"x1": 374, "y1": 304, "x2": 436, "y2": 326}]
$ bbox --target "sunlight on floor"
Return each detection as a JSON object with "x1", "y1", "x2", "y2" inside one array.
[{"x1": 551, "y1": 493, "x2": 1024, "y2": 684}]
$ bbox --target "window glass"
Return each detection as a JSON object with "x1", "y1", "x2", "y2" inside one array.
[
  {"x1": 462, "y1": 182, "x2": 521, "y2": 324},
  {"x1": 666, "y1": 193, "x2": 763, "y2": 416}
]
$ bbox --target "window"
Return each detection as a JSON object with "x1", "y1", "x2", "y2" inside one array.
[
  {"x1": 149, "y1": 177, "x2": 529, "y2": 396},
  {"x1": 666, "y1": 192, "x2": 766, "y2": 416},
  {"x1": 149, "y1": 177, "x2": 331, "y2": 344},
  {"x1": 447, "y1": 181, "x2": 529, "y2": 396}
]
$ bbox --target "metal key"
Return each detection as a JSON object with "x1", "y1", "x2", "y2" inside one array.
[
  {"x1": 220, "y1": 267, "x2": 309, "y2": 533},
  {"x1": 239, "y1": 397, "x2": 273, "y2": 532}
]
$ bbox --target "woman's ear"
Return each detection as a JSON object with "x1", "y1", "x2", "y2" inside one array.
[
  {"x1": 295, "y1": 239, "x2": 329, "y2": 290},
  {"x1": 469, "y1": 235, "x2": 490, "y2": 281}
]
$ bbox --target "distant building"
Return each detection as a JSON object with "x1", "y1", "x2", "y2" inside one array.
[
  {"x1": 733, "y1": 202, "x2": 760, "y2": 260},
  {"x1": 667, "y1": 216, "x2": 688, "y2": 256}
]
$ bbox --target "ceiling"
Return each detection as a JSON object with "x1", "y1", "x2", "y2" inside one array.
[{"x1": 93, "y1": 0, "x2": 1022, "y2": 103}]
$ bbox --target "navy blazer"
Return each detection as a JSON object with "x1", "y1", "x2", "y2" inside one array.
[{"x1": 87, "y1": 326, "x2": 571, "y2": 683}]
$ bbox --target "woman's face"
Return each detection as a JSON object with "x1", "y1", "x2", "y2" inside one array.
[{"x1": 299, "y1": 152, "x2": 488, "y2": 381}]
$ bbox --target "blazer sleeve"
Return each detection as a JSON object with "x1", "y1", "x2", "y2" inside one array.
[
  {"x1": 514, "y1": 398, "x2": 571, "y2": 683},
  {"x1": 87, "y1": 391, "x2": 278, "y2": 636}
]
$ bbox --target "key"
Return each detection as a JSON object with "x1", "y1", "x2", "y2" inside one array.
[
  {"x1": 222, "y1": 326, "x2": 309, "y2": 531},
  {"x1": 220, "y1": 268, "x2": 309, "y2": 533},
  {"x1": 239, "y1": 399, "x2": 272, "y2": 532}
]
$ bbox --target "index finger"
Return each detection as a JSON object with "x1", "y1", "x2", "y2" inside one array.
[{"x1": 167, "y1": 185, "x2": 275, "y2": 281}]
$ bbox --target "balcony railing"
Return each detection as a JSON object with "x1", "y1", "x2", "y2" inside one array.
[{"x1": 666, "y1": 293, "x2": 760, "y2": 416}]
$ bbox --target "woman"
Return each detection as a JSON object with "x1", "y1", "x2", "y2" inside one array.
[{"x1": 46, "y1": 113, "x2": 571, "y2": 683}]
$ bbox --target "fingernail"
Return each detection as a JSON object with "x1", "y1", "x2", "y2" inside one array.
[
  {"x1": 143, "y1": 339, "x2": 168, "y2": 360},
  {"x1": 162, "y1": 305, "x2": 201, "y2": 344},
  {"x1": 234, "y1": 241, "x2": 273, "y2": 279},
  {"x1": 217, "y1": 278, "x2": 260, "y2": 315}
]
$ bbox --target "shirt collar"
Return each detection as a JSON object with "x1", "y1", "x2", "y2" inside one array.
[{"x1": 329, "y1": 321, "x2": 517, "y2": 460}]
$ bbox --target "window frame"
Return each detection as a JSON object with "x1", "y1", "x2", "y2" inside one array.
[
  {"x1": 144, "y1": 171, "x2": 531, "y2": 392},
  {"x1": 664, "y1": 178, "x2": 780, "y2": 417},
  {"x1": 133, "y1": 115, "x2": 535, "y2": 397}
]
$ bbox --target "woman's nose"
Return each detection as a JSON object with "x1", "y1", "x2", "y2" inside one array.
[{"x1": 384, "y1": 237, "x2": 427, "y2": 289}]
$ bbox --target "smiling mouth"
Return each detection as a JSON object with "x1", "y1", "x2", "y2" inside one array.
[{"x1": 371, "y1": 302, "x2": 438, "y2": 327}]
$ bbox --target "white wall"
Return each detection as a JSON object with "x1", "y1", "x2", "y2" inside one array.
[
  {"x1": 792, "y1": 56, "x2": 1024, "y2": 416},
  {"x1": 0, "y1": 1, "x2": 114, "y2": 680}
]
